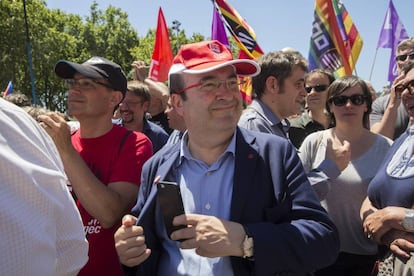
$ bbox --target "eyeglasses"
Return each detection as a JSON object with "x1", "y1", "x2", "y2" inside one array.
[
  {"x1": 395, "y1": 52, "x2": 414, "y2": 62},
  {"x1": 304, "y1": 84, "x2": 328, "y2": 93},
  {"x1": 64, "y1": 78, "x2": 113, "y2": 90},
  {"x1": 175, "y1": 78, "x2": 244, "y2": 94},
  {"x1": 395, "y1": 79, "x2": 414, "y2": 95},
  {"x1": 330, "y1": 94, "x2": 366, "y2": 106}
]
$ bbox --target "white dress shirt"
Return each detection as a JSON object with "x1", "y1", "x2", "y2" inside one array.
[{"x1": 0, "y1": 98, "x2": 88, "y2": 275}]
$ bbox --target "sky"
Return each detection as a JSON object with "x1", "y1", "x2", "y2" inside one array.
[{"x1": 44, "y1": 0, "x2": 413, "y2": 94}]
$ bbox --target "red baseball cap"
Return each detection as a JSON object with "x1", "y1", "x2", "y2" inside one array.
[{"x1": 168, "y1": 40, "x2": 260, "y2": 80}]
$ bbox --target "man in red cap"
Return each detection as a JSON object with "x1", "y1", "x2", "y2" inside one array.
[
  {"x1": 114, "y1": 41, "x2": 339, "y2": 275},
  {"x1": 38, "y1": 56, "x2": 153, "y2": 275}
]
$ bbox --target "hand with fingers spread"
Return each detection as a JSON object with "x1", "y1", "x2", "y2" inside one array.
[
  {"x1": 114, "y1": 215, "x2": 151, "y2": 267},
  {"x1": 325, "y1": 137, "x2": 351, "y2": 172},
  {"x1": 170, "y1": 214, "x2": 245, "y2": 258}
]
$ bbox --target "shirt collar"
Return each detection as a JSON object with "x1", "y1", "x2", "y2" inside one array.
[{"x1": 179, "y1": 130, "x2": 237, "y2": 165}]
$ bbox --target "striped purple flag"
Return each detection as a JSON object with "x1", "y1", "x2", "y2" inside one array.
[
  {"x1": 211, "y1": 6, "x2": 230, "y2": 49},
  {"x1": 377, "y1": 0, "x2": 409, "y2": 82}
]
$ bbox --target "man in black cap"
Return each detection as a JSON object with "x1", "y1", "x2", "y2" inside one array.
[{"x1": 38, "y1": 56, "x2": 153, "y2": 276}]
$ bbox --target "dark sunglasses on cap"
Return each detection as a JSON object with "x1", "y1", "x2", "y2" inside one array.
[
  {"x1": 395, "y1": 79, "x2": 414, "y2": 95},
  {"x1": 305, "y1": 84, "x2": 328, "y2": 93},
  {"x1": 395, "y1": 52, "x2": 414, "y2": 62},
  {"x1": 329, "y1": 94, "x2": 367, "y2": 107}
]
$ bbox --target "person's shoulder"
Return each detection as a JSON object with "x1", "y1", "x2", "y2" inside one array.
[
  {"x1": 0, "y1": 98, "x2": 44, "y2": 135},
  {"x1": 239, "y1": 108, "x2": 269, "y2": 131},
  {"x1": 146, "y1": 119, "x2": 168, "y2": 136},
  {"x1": 113, "y1": 124, "x2": 150, "y2": 144},
  {"x1": 239, "y1": 106, "x2": 259, "y2": 121},
  {"x1": 373, "y1": 132, "x2": 393, "y2": 146},
  {"x1": 144, "y1": 140, "x2": 180, "y2": 167},
  {"x1": 288, "y1": 113, "x2": 308, "y2": 128},
  {"x1": 300, "y1": 129, "x2": 327, "y2": 146},
  {"x1": 238, "y1": 126, "x2": 289, "y2": 145},
  {"x1": 1, "y1": 97, "x2": 32, "y2": 121},
  {"x1": 372, "y1": 94, "x2": 390, "y2": 109}
]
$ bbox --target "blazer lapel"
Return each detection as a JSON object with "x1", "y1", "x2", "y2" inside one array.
[{"x1": 230, "y1": 128, "x2": 259, "y2": 222}]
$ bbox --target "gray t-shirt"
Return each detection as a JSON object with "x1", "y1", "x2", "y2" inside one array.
[{"x1": 299, "y1": 131, "x2": 392, "y2": 254}]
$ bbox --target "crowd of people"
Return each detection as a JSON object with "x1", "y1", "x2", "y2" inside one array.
[{"x1": 1, "y1": 36, "x2": 414, "y2": 276}]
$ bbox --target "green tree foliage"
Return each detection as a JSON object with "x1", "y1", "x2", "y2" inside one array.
[{"x1": 0, "y1": 0, "x2": 208, "y2": 112}]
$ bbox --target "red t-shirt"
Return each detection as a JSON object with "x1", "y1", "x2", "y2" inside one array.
[{"x1": 72, "y1": 125, "x2": 152, "y2": 276}]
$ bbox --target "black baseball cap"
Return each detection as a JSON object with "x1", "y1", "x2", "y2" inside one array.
[{"x1": 54, "y1": 56, "x2": 127, "y2": 95}]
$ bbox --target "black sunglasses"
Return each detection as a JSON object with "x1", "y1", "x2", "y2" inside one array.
[
  {"x1": 395, "y1": 53, "x2": 414, "y2": 62},
  {"x1": 305, "y1": 84, "x2": 328, "y2": 93},
  {"x1": 330, "y1": 94, "x2": 366, "y2": 107}
]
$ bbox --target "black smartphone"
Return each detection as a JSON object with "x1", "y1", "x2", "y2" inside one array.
[{"x1": 157, "y1": 181, "x2": 186, "y2": 238}]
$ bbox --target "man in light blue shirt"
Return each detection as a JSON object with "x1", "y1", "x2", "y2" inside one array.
[{"x1": 115, "y1": 40, "x2": 339, "y2": 276}]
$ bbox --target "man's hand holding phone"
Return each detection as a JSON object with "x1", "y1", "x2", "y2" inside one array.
[
  {"x1": 170, "y1": 214, "x2": 246, "y2": 258},
  {"x1": 157, "y1": 181, "x2": 248, "y2": 258},
  {"x1": 114, "y1": 215, "x2": 151, "y2": 267}
]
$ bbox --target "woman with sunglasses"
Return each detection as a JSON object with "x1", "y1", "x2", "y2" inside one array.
[
  {"x1": 361, "y1": 61, "x2": 414, "y2": 275},
  {"x1": 299, "y1": 75, "x2": 393, "y2": 275},
  {"x1": 289, "y1": 69, "x2": 335, "y2": 148}
]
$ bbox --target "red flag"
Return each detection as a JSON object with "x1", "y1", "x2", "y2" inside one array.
[{"x1": 149, "y1": 7, "x2": 173, "y2": 82}]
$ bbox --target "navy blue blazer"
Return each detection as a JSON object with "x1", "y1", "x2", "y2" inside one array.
[{"x1": 124, "y1": 127, "x2": 339, "y2": 276}]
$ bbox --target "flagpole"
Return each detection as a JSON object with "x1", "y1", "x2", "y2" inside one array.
[
  {"x1": 172, "y1": 20, "x2": 181, "y2": 53},
  {"x1": 23, "y1": 0, "x2": 37, "y2": 106},
  {"x1": 369, "y1": 48, "x2": 379, "y2": 81}
]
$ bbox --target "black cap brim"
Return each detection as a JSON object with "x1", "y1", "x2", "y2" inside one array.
[{"x1": 54, "y1": 60, "x2": 109, "y2": 80}]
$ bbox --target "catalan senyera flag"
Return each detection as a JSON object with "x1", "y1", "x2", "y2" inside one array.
[
  {"x1": 3, "y1": 81, "x2": 13, "y2": 97},
  {"x1": 308, "y1": 0, "x2": 363, "y2": 77},
  {"x1": 149, "y1": 7, "x2": 173, "y2": 82},
  {"x1": 212, "y1": 0, "x2": 263, "y2": 104},
  {"x1": 377, "y1": 0, "x2": 409, "y2": 82},
  {"x1": 212, "y1": 0, "x2": 264, "y2": 59}
]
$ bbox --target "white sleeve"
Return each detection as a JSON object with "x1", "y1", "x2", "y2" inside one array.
[{"x1": 0, "y1": 99, "x2": 88, "y2": 275}]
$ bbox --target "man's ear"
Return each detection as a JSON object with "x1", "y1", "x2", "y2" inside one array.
[
  {"x1": 171, "y1": 94, "x2": 184, "y2": 116},
  {"x1": 142, "y1": 100, "x2": 150, "y2": 112},
  {"x1": 112, "y1": 91, "x2": 124, "y2": 107},
  {"x1": 266, "y1": 76, "x2": 279, "y2": 93}
]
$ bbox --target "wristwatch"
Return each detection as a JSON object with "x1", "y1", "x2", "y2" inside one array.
[
  {"x1": 242, "y1": 225, "x2": 254, "y2": 259},
  {"x1": 401, "y1": 209, "x2": 414, "y2": 232}
]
